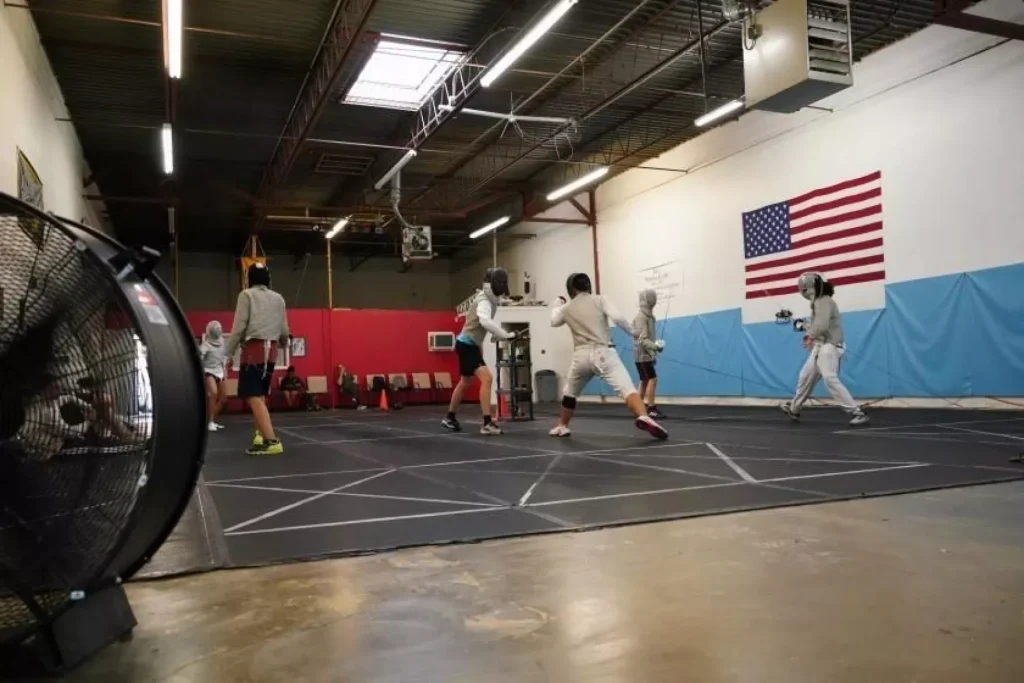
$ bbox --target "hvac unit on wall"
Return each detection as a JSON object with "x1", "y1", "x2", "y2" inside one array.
[
  {"x1": 743, "y1": 0, "x2": 853, "y2": 114},
  {"x1": 428, "y1": 331, "x2": 456, "y2": 352}
]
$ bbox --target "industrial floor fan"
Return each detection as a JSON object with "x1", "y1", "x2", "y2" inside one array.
[{"x1": 0, "y1": 192, "x2": 206, "y2": 673}]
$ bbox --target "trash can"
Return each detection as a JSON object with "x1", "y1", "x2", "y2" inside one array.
[{"x1": 534, "y1": 370, "x2": 559, "y2": 403}]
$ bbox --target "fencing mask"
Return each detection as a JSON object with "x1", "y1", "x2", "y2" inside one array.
[
  {"x1": 484, "y1": 267, "x2": 510, "y2": 297},
  {"x1": 638, "y1": 288, "x2": 657, "y2": 312},
  {"x1": 247, "y1": 262, "x2": 272, "y2": 288},
  {"x1": 796, "y1": 272, "x2": 825, "y2": 301},
  {"x1": 566, "y1": 273, "x2": 592, "y2": 298}
]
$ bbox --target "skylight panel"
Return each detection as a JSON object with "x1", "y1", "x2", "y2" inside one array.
[{"x1": 344, "y1": 38, "x2": 464, "y2": 111}]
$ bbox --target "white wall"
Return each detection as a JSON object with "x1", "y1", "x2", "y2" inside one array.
[
  {"x1": 454, "y1": 0, "x2": 1024, "y2": 401},
  {"x1": 450, "y1": 199, "x2": 594, "y2": 306},
  {"x1": 595, "y1": 0, "x2": 1024, "y2": 323},
  {"x1": 450, "y1": 201, "x2": 594, "y2": 385},
  {"x1": 0, "y1": 4, "x2": 105, "y2": 229}
]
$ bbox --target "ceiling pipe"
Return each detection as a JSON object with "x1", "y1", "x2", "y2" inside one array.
[
  {"x1": 405, "y1": 0, "x2": 683, "y2": 208},
  {"x1": 465, "y1": 18, "x2": 732, "y2": 196}
]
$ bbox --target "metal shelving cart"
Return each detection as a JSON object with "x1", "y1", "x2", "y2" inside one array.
[{"x1": 495, "y1": 329, "x2": 533, "y2": 422}]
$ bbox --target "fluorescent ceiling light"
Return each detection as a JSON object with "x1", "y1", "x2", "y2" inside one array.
[
  {"x1": 161, "y1": 123, "x2": 174, "y2": 175},
  {"x1": 481, "y1": 0, "x2": 578, "y2": 88},
  {"x1": 546, "y1": 166, "x2": 608, "y2": 202},
  {"x1": 695, "y1": 99, "x2": 744, "y2": 127},
  {"x1": 374, "y1": 149, "x2": 417, "y2": 190},
  {"x1": 165, "y1": 0, "x2": 183, "y2": 79},
  {"x1": 469, "y1": 216, "x2": 510, "y2": 240},
  {"x1": 325, "y1": 218, "x2": 349, "y2": 240},
  {"x1": 345, "y1": 38, "x2": 464, "y2": 110}
]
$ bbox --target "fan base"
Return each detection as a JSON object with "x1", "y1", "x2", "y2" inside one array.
[{"x1": 0, "y1": 584, "x2": 136, "y2": 675}]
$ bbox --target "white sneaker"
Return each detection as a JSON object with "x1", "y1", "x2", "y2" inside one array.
[
  {"x1": 213, "y1": 422, "x2": 225, "y2": 431},
  {"x1": 207, "y1": 422, "x2": 219, "y2": 432},
  {"x1": 549, "y1": 424, "x2": 571, "y2": 437},
  {"x1": 849, "y1": 412, "x2": 870, "y2": 426},
  {"x1": 635, "y1": 415, "x2": 669, "y2": 440},
  {"x1": 480, "y1": 422, "x2": 503, "y2": 435},
  {"x1": 780, "y1": 402, "x2": 800, "y2": 422}
]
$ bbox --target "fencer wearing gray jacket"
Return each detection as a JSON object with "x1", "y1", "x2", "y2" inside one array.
[{"x1": 632, "y1": 289, "x2": 660, "y2": 363}]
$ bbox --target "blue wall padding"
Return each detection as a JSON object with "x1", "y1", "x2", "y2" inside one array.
[{"x1": 579, "y1": 262, "x2": 1024, "y2": 399}]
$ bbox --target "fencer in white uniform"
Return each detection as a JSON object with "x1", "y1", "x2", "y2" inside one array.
[
  {"x1": 549, "y1": 273, "x2": 668, "y2": 440},
  {"x1": 781, "y1": 272, "x2": 869, "y2": 426}
]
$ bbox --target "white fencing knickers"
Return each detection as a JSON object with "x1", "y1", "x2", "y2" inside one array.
[
  {"x1": 790, "y1": 342, "x2": 859, "y2": 414},
  {"x1": 563, "y1": 346, "x2": 637, "y2": 400}
]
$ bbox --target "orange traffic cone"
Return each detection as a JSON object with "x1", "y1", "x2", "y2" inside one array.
[{"x1": 379, "y1": 388, "x2": 389, "y2": 412}]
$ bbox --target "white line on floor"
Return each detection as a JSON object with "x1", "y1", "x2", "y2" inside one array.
[
  {"x1": 528, "y1": 481, "x2": 744, "y2": 506},
  {"x1": 405, "y1": 453, "x2": 556, "y2": 469},
  {"x1": 223, "y1": 469, "x2": 395, "y2": 533},
  {"x1": 838, "y1": 416, "x2": 1024, "y2": 433},
  {"x1": 207, "y1": 482, "x2": 500, "y2": 508},
  {"x1": 939, "y1": 425, "x2": 1024, "y2": 441},
  {"x1": 706, "y1": 443, "x2": 757, "y2": 482},
  {"x1": 827, "y1": 432, "x2": 1018, "y2": 447},
  {"x1": 224, "y1": 506, "x2": 501, "y2": 536},
  {"x1": 578, "y1": 453, "x2": 738, "y2": 483},
  {"x1": 517, "y1": 454, "x2": 565, "y2": 506},
  {"x1": 756, "y1": 463, "x2": 929, "y2": 483},
  {"x1": 207, "y1": 468, "x2": 389, "y2": 484},
  {"x1": 528, "y1": 463, "x2": 931, "y2": 507},
  {"x1": 275, "y1": 427, "x2": 321, "y2": 444}
]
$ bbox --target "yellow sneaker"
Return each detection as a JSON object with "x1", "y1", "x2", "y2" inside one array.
[
  {"x1": 246, "y1": 439, "x2": 283, "y2": 456},
  {"x1": 252, "y1": 430, "x2": 264, "y2": 447}
]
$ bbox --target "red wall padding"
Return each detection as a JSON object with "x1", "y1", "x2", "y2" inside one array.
[{"x1": 186, "y1": 308, "x2": 476, "y2": 406}]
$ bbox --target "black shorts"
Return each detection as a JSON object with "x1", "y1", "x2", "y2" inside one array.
[
  {"x1": 456, "y1": 340, "x2": 485, "y2": 378},
  {"x1": 636, "y1": 361, "x2": 657, "y2": 381},
  {"x1": 238, "y1": 363, "x2": 275, "y2": 398},
  {"x1": 204, "y1": 373, "x2": 221, "y2": 385}
]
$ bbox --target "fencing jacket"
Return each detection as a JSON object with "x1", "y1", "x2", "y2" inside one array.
[
  {"x1": 224, "y1": 285, "x2": 290, "y2": 361},
  {"x1": 806, "y1": 295, "x2": 845, "y2": 346},
  {"x1": 458, "y1": 286, "x2": 510, "y2": 346},
  {"x1": 632, "y1": 310, "x2": 659, "y2": 362},
  {"x1": 551, "y1": 293, "x2": 632, "y2": 349}
]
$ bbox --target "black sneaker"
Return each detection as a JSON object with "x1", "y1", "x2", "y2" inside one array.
[
  {"x1": 441, "y1": 417, "x2": 461, "y2": 432},
  {"x1": 780, "y1": 403, "x2": 800, "y2": 422},
  {"x1": 647, "y1": 407, "x2": 666, "y2": 420}
]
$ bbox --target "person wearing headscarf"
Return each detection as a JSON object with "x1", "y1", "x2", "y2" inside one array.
[
  {"x1": 781, "y1": 272, "x2": 869, "y2": 426},
  {"x1": 442, "y1": 267, "x2": 515, "y2": 435},
  {"x1": 199, "y1": 320, "x2": 228, "y2": 432},
  {"x1": 632, "y1": 288, "x2": 666, "y2": 419}
]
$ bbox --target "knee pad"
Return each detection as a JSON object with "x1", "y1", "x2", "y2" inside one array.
[{"x1": 561, "y1": 395, "x2": 577, "y2": 410}]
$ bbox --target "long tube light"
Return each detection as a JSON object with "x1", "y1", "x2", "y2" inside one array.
[
  {"x1": 161, "y1": 123, "x2": 174, "y2": 175},
  {"x1": 481, "y1": 0, "x2": 578, "y2": 88},
  {"x1": 325, "y1": 217, "x2": 349, "y2": 240},
  {"x1": 469, "y1": 216, "x2": 510, "y2": 240},
  {"x1": 374, "y1": 149, "x2": 417, "y2": 190},
  {"x1": 164, "y1": 0, "x2": 183, "y2": 79},
  {"x1": 694, "y1": 99, "x2": 744, "y2": 127},
  {"x1": 546, "y1": 166, "x2": 608, "y2": 202}
]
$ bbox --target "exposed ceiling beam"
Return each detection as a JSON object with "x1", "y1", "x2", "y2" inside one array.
[
  {"x1": 461, "y1": 18, "x2": 733, "y2": 197},
  {"x1": 404, "y1": 0, "x2": 685, "y2": 209},
  {"x1": 933, "y1": 0, "x2": 1024, "y2": 40},
  {"x1": 253, "y1": 0, "x2": 380, "y2": 222}
]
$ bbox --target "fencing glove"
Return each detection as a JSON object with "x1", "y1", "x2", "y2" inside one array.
[{"x1": 655, "y1": 340, "x2": 666, "y2": 352}]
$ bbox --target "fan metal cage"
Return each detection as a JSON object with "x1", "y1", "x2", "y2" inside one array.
[{"x1": 0, "y1": 193, "x2": 205, "y2": 661}]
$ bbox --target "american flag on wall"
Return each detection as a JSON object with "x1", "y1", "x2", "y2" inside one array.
[{"x1": 742, "y1": 171, "x2": 885, "y2": 300}]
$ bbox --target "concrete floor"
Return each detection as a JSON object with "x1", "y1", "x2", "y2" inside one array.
[{"x1": 70, "y1": 481, "x2": 1024, "y2": 683}]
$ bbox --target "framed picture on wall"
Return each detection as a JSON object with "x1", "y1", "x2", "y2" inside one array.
[{"x1": 291, "y1": 337, "x2": 307, "y2": 358}]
